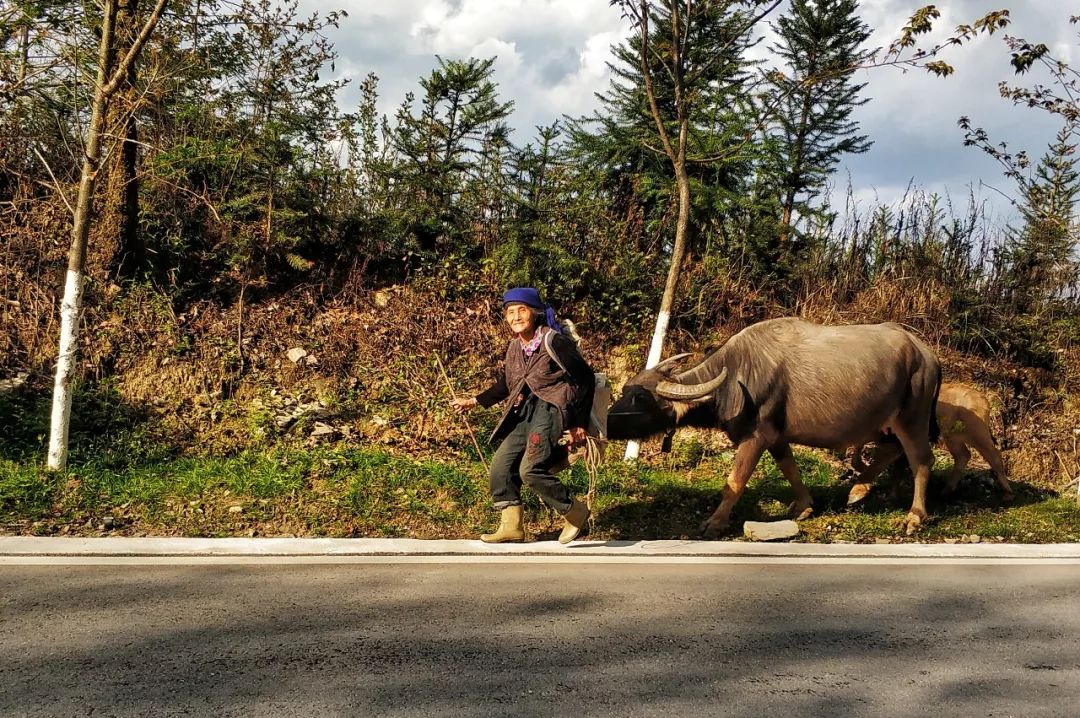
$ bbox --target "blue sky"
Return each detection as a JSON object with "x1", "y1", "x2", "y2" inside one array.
[{"x1": 309, "y1": 0, "x2": 1074, "y2": 224}]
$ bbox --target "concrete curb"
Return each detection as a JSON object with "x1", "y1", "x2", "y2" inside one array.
[{"x1": 2, "y1": 536, "x2": 1079, "y2": 559}]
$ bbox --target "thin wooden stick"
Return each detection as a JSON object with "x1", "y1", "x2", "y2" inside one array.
[{"x1": 434, "y1": 354, "x2": 489, "y2": 473}]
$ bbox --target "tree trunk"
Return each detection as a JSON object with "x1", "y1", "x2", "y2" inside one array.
[
  {"x1": 623, "y1": 0, "x2": 693, "y2": 461},
  {"x1": 778, "y1": 186, "x2": 796, "y2": 246},
  {"x1": 18, "y1": 23, "x2": 29, "y2": 84},
  {"x1": 48, "y1": 0, "x2": 119, "y2": 470},
  {"x1": 48, "y1": 0, "x2": 168, "y2": 470},
  {"x1": 778, "y1": 72, "x2": 814, "y2": 251},
  {"x1": 117, "y1": 89, "x2": 142, "y2": 275},
  {"x1": 624, "y1": 162, "x2": 693, "y2": 461},
  {"x1": 102, "y1": 0, "x2": 145, "y2": 279}
]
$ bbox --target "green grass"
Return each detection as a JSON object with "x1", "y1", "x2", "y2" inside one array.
[
  {"x1": 1, "y1": 405, "x2": 1077, "y2": 541},
  {"x1": 0, "y1": 458, "x2": 56, "y2": 521}
]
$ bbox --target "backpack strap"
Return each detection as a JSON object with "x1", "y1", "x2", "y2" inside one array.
[
  {"x1": 544, "y1": 328, "x2": 609, "y2": 440},
  {"x1": 543, "y1": 328, "x2": 571, "y2": 377}
]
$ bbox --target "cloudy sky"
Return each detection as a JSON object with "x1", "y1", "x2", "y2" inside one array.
[{"x1": 310, "y1": 0, "x2": 1074, "y2": 223}]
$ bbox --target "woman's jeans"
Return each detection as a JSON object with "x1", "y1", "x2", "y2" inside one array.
[{"x1": 489, "y1": 397, "x2": 573, "y2": 515}]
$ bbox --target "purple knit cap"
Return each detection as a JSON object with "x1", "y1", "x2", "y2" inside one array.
[{"x1": 502, "y1": 287, "x2": 563, "y2": 333}]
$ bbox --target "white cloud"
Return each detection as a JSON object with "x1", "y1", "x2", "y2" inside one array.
[
  {"x1": 1053, "y1": 40, "x2": 1074, "y2": 65},
  {"x1": 536, "y1": 30, "x2": 625, "y2": 118},
  {"x1": 330, "y1": 0, "x2": 432, "y2": 24},
  {"x1": 310, "y1": 0, "x2": 628, "y2": 135},
  {"x1": 469, "y1": 38, "x2": 523, "y2": 73},
  {"x1": 580, "y1": 29, "x2": 622, "y2": 78},
  {"x1": 406, "y1": 0, "x2": 626, "y2": 56}
]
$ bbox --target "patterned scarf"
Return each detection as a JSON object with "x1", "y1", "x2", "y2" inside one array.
[{"x1": 521, "y1": 328, "x2": 544, "y2": 358}]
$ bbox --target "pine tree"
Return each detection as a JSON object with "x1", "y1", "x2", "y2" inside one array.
[
  {"x1": 956, "y1": 15, "x2": 1080, "y2": 315},
  {"x1": 388, "y1": 57, "x2": 514, "y2": 260},
  {"x1": 1007, "y1": 127, "x2": 1080, "y2": 313},
  {"x1": 566, "y1": 1, "x2": 756, "y2": 248},
  {"x1": 770, "y1": 0, "x2": 872, "y2": 251},
  {"x1": 565, "y1": 0, "x2": 765, "y2": 310}
]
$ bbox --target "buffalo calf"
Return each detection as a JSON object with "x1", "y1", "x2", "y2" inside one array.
[{"x1": 849, "y1": 382, "x2": 1012, "y2": 503}]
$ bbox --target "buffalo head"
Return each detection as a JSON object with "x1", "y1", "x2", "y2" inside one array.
[{"x1": 607, "y1": 353, "x2": 728, "y2": 440}]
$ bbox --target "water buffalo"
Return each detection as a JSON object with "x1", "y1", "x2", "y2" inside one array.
[
  {"x1": 848, "y1": 382, "x2": 1011, "y2": 503},
  {"x1": 607, "y1": 318, "x2": 941, "y2": 535}
]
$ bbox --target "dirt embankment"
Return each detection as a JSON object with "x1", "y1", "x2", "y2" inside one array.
[{"x1": 3, "y1": 281, "x2": 1075, "y2": 495}]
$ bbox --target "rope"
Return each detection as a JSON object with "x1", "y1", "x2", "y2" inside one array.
[
  {"x1": 581, "y1": 435, "x2": 607, "y2": 513},
  {"x1": 561, "y1": 433, "x2": 608, "y2": 528},
  {"x1": 581, "y1": 435, "x2": 608, "y2": 534}
]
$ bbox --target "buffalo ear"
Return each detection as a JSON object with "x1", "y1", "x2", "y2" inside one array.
[{"x1": 718, "y1": 376, "x2": 747, "y2": 423}]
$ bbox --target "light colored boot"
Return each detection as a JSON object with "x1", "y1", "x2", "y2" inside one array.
[
  {"x1": 558, "y1": 499, "x2": 590, "y2": 544},
  {"x1": 480, "y1": 505, "x2": 526, "y2": 543}
]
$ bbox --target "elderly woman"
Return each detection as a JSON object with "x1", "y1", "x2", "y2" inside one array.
[{"x1": 453, "y1": 287, "x2": 595, "y2": 543}]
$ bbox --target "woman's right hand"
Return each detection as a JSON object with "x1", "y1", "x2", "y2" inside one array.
[{"x1": 451, "y1": 397, "x2": 478, "y2": 413}]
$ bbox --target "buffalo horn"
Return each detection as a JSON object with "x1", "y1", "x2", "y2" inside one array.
[
  {"x1": 656, "y1": 367, "x2": 728, "y2": 401},
  {"x1": 652, "y1": 353, "x2": 693, "y2": 372}
]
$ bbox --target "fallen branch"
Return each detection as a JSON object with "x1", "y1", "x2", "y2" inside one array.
[{"x1": 433, "y1": 354, "x2": 489, "y2": 473}]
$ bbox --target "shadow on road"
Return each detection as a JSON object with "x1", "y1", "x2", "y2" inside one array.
[{"x1": 2, "y1": 563, "x2": 1078, "y2": 716}]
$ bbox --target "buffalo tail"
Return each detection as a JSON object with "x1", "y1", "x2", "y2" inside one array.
[{"x1": 928, "y1": 369, "x2": 941, "y2": 445}]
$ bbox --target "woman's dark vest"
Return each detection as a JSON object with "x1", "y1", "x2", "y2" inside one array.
[{"x1": 489, "y1": 328, "x2": 575, "y2": 443}]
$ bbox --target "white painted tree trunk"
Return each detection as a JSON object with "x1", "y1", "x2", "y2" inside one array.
[
  {"x1": 45, "y1": 0, "x2": 116, "y2": 471},
  {"x1": 46, "y1": 0, "x2": 167, "y2": 470},
  {"x1": 624, "y1": 163, "x2": 692, "y2": 462},
  {"x1": 623, "y1": 309, "x2": 671, "y2": 461},
  {"x1": 47, "y1": 270, "x2": 85, "y2": 469}
]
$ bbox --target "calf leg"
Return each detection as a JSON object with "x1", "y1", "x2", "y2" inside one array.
[
  {"x1": 849, "y1": 443, "x2": 869, "y2": 474},
  {"x1": 700, "y1": 439, "x2": 766, "y2": 538},
  {"x1": 848, "y1": 440, "x2": 904, "y2": 506},
  {"x1": 970, "y1": 427, "x2": 1013, "y2": 500},
  {"x1": 943, "y1": 436, "x2": 971, "y2": 495},
  {"x1": 770, "y1": 443, "x2": 813, "y2": 520},
  {"x1": 894, "y1": 425, "x2": 935, "y2": 535}
]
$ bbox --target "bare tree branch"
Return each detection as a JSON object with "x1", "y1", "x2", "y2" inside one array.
[{"x1": 32, "y1": 146, "x2": 75, "y2": 217}]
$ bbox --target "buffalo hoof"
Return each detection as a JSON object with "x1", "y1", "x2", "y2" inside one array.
[
  {"x1": 846, "y1": 482, "x2": 872, "y2": 507},
  {"x1": 699, "y1": 518, "x2": 729, "y2": 538},
  {"x1": 902, "y1": 510, "x2": 927, "y2": 536},
  {"x1": 788, "y1": 500, "x2": 814, "y2": 521},
  {"x1": 1001, "y1": 490, "x2": 1015, "y2": 503}
]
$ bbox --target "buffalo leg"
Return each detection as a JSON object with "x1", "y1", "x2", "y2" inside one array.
[
  {"x1": 848, "y1": 440, "x2": 903, "y2": 506},
  {"x1": 770, "y1": 443, "x2": 813, "y2": 520},
  {"x1": 701, "y1": 440, "x2": 766, "y2": 538},
  {"x1": 894, "y1": 425, "x2": 935, "y2": 535}
]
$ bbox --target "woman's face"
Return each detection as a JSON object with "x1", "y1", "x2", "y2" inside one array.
[{"x1": 504, "y1": 303, "x2": 536, "y2": 335}]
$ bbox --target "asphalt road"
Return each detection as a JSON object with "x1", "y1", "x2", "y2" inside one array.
[{"x1": 2, "y1": 561, "x2": 1078, "y2": 717}]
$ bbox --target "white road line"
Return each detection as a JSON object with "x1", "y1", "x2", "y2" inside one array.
[
  {"x1": 2, "y1": 537, "x2": 1079, "y2": 561},
  {"x1": 3, "y1": 555, "x2": 1080, "y2": 566}
]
